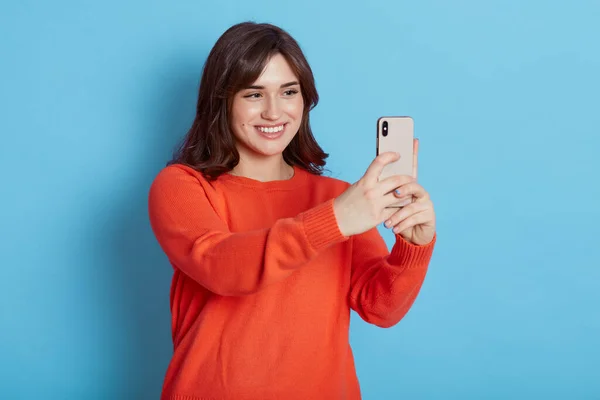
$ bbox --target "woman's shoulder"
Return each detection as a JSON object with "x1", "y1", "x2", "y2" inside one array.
[
  {"x1": 304, "y1": 169, "x2": 352, "y2": 196},
  {"x1": 149, "y1": 163, "x2": 211, "y2": 195},
  {"x1": 153, "y1": 163, "x2": 203, "y2": 180},
  {"x1": 308, "y1": 171, "x2": 350, "y2": 187}
]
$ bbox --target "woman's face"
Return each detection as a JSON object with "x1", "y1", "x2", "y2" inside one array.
[{"x1": 230, "y1": 53, "x2": 304, "y2": 160}]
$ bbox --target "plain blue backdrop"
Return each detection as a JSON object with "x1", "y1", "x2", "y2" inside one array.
[{"x1": 1, "y1": 0, "x2": 599, "y2": 399}]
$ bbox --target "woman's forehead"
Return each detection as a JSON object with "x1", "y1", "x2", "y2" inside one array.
[{"x1": 250, "y1": 54, "x2": 299, "y2": 87}]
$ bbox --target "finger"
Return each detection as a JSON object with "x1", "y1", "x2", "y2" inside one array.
[
  {"x1": 382, "y1": 189, "x2": 422, "y2": 209},
  {"x1": 393, "y1": 181, "x2": 428, "y2": 200},
  {"x1": 393, "y1": 209, "x2": 432, "y2": 234},
  {"x1": 380, "y1": 207, "x2": 397, "y2": 223},
  {"x1": 362, "y1": 152, "x2": 400, "y2": 184},
  {"x1": 374, "y1": 173, "x2": 415, "y2": 196},
  {"x1": 392, "y1": 194, "x2": 414, "y2": 206},
  {"x1": 380, "y1": 191, "x2": 413, "y2": 210},
  {"x1": 383, "y1": 201, "x2": 429, "y2": 228},
  {"x1": 413, "y1": 138, "x2": 419, "y2": 180}
]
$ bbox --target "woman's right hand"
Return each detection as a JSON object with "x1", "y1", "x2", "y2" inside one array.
[{"x1": 333, "y1": 152, "x2": 415, "y2": 237}]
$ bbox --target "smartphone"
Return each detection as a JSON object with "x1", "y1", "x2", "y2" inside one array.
[{"x1": 376, "y1": 116, "x2": 414, "y2": 208}]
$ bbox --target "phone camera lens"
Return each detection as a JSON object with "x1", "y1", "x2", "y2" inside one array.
[{"x1": 382, "y1": 121, "x2": 388, "y2": 136}]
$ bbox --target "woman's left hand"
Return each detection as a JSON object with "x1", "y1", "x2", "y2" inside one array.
[{"x1": 383, "y1": 138, "x2": 436, "y2": 246}]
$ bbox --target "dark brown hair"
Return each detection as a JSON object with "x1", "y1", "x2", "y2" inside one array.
[{"x1": 169, "y1": 21, "x2": 328, "y2": 179}]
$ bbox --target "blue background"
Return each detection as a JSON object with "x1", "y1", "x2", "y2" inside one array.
[{"x1": 1, "y1": 0, "x2": 599, "y2": 399}]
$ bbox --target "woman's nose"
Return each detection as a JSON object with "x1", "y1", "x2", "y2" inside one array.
[{"x1": 261, "y1": 98, "x2": 281, "y2": 120}]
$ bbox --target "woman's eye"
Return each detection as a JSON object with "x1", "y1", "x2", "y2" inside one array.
[
  {"x1": 244, "y1": 93, "x2": 261, "y2": 98},
  {"x1": 284, "y1": 89, "x2": 299, "y2": 96}
]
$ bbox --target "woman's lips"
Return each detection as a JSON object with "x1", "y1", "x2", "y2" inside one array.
[{"x1": 255, "y1": 123, "x2": 287, "y2": 140}]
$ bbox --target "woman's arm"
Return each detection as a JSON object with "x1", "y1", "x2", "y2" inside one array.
[
  {"x1": 148, "y1": 166, "x2": 347, "y2": 296},
  {"x1": 348, "y1": 227, "x2": 436, "y2": 328}
]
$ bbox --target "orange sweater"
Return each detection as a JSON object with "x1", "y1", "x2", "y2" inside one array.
[{"x1": 148, "y1": 163, "x2": 436, "y2": 400}]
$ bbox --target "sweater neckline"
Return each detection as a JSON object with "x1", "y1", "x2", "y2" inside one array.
[{"x1": 217, "y1": 165, "x2": 307, "y2": 190}]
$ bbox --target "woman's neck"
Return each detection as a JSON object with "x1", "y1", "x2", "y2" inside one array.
[{"x1": 229, "y1": 156, "x2": 294, "y2": 182}]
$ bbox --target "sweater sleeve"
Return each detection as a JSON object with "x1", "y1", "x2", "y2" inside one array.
[
  {"x1": 148, "y1": 167, "x2": 348, "y2": 297},
  {"x1": 348, "y1": 227, "x2": 436, "y2": 328}
]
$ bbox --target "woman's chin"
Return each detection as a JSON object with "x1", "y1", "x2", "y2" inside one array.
[
  {"x1": 254, "y1": 144, "x2": 288, "y2": 157},
  {"x1": 249, "y1": 136, "x2": 295, "y2": 157}
]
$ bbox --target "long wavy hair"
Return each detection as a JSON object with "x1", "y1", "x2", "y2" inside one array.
[{"x1": 169, "y1": 21, "x2": 328, "y2": 180}]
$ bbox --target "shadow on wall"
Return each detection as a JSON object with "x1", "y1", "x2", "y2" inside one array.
[{"x1": 105, "y1": 52, "x2": 204, "y2": 398}]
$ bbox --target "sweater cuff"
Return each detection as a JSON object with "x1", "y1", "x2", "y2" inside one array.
[
  {"x1": 389, "y1": 232, "x2": 437, "y2": 267},
  {"x1": 301, "y1": 199, "x2": 348, "y2": 251}
]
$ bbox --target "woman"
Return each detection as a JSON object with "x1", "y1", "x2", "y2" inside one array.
[{"x1": 148, "y1": 21, "x2": 436, "y2": 400}]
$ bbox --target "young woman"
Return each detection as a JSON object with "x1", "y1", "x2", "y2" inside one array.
[{"x1": 149, "y1": 21, "x2": 437, "y2": 400}]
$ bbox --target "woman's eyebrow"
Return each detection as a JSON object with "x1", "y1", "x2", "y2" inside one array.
[{"x1": 245, "y1": 81, "x2": 299, "y2": 90}]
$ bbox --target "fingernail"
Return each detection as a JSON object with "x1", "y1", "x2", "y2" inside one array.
[
  {"x1": 384, "y1": 220, "x2": 391, "y2": 228},
  {"x1": 395, "y1": 189, "x2": 401, "y2": 195}
]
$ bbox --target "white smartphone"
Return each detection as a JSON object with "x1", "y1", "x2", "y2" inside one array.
[{"x1": 376, "y1": 116, "x2": 415, "y2": 208}]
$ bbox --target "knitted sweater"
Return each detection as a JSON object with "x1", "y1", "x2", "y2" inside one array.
[{"x1": 148, "y1": 163, "x2": 436, "y2": 400}]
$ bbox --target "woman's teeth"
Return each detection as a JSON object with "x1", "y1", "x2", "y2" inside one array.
[{"x1": 257, "y1": 125, "x2": 284, "y2": 133}]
